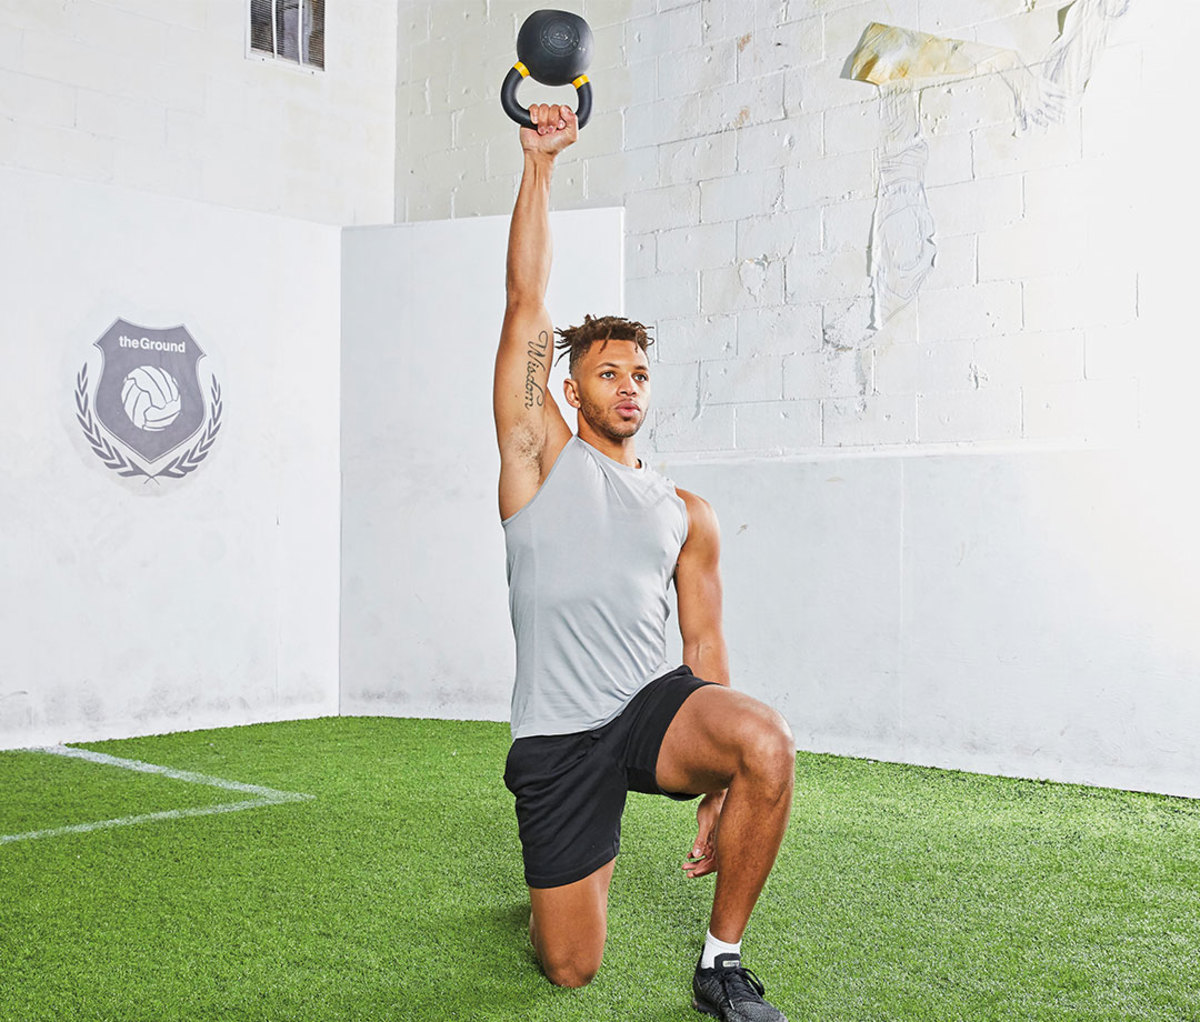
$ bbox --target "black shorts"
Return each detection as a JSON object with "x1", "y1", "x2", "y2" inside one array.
[{"x1": 503, "y1": 665, "x2": 715, "y2": 889}]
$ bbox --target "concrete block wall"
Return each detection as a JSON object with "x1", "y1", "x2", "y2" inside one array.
[
  {"x1": 389, "y1": 1, "x2": 1200, "y2": 798},
  {"x1": 0, "y1": 0, "x2": 398, "y2": 224},
  {"x1": 395, "y1": 0, "x2": 1188, "y2": 458}
]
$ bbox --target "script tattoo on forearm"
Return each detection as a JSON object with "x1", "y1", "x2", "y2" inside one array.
[{"x1": 523, "y1": 330, "x2": 550, "y2": 409}]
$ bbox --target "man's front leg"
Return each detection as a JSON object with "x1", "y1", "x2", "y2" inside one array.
[
  {"x1": 657, "y1": 686, "x2": 795, "y2": 942},
  {"x1": 528, "y1": 859, "x2": 616, "y2": 988},
  {"x1": 657, "y1": 686, "x2": 795, "y2": 1021}
]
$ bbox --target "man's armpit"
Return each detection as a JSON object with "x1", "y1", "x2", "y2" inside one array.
[{"x1": 503, "y1": 418, "x2": 548, "y2": 469}]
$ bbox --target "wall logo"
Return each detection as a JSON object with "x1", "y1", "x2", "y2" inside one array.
[{"x1": 75, "y1": 319, "x2": 222, "y2": 481}]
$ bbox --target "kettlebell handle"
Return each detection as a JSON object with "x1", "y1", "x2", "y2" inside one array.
[{"x1": 501, "y1": 62, "x2": 593, "y2": 130}]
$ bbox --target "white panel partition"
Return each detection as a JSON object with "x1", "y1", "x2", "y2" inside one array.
[
  {"x1": 340, "y1": 209, "x2": 624, "y2": 722},
  {"x1": 666, "y1": 447, "x2": 1200, "y2": 799},
  {"x1": 0, "y1": 167, "x2": 342, "y2": 748}
]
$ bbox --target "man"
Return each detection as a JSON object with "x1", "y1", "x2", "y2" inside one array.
[{"x1": 494, "y1": 103, "x2": 796, "y2": 1022}]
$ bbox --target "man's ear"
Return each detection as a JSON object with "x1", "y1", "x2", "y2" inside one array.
[{"x1": 563, "y1": 376, "x2": 581, "y2": 410}]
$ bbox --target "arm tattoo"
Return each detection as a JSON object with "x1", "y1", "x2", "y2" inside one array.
[{"x1": 523, "y1": 330, "x2": 550, "y2": 409}]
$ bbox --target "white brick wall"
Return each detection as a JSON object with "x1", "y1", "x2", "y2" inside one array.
[
  {"x1": 395, "y1": 0, "x2": 1168, "y2": 455},
  {"x1": 658, "y1": 222, "x2": 737, "y2": 271},
  {"x1": 736, "y1": 399, "x2": 822, "y2": 451},
  {"x1": 1, "y1": 0, "x2": 398, "y2": 224}
]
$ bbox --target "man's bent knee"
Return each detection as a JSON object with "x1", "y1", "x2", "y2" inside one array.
[
  {"x1": 532, "y1": 922, "x2": 604, "y2": 987},
  {"x1": 739, "y1": 710, "x2": 796, "y2": 800},
  {"x1": 541, "y1": 952, "x2": 601, "y2": 988}
]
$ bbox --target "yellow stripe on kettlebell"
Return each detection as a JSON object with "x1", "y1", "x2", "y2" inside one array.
[
  {"x1": 514, "y1": 61, "x2": 530, "y2": 78},
  {"x1": 572, "y1": 74, "x2": 589, "y2": 88}
]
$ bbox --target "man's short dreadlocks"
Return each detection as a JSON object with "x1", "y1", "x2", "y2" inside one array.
[{"x1": 555, "y1": 315, "x2": 654, "y2": 376}]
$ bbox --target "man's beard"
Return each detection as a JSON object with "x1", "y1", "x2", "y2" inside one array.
[{"x1": 579, "y1": 392, "x2": 643, "y2": 441}]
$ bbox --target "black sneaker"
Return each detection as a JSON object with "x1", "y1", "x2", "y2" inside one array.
[{"x1": 692, "y1": 953, "x2": 788, "y2": 1021}]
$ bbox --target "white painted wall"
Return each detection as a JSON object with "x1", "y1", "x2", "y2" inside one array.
[
  {"x1": 0, "y1": 0, "x2": 397, "y2": 224},
  {"x1": 665, "y1": 447, "x2": 1200, "y2": 799},
  {"x1": 340, "y1": 208, "x2": 623, "y2": 721},
  {"x1": 390, "y1": 0, "x2": 1200, "y2": 797},
  {"x1": 2, "y1": 0, "x2": 1196, "y2": 797},
  {"x1": 0, "y1": 165, "x2": 342, "y2": 748},
  {"x1": 396, "y1": 0, "x2": 1193, "y2": 455}
]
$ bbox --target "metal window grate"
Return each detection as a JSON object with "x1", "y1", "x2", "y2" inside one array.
[{"x1": 249, "y1": 0, "x2": 324, "y2": 70}]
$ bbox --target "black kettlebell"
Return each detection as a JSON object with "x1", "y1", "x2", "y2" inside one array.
[{"x1": 500, "y1": 10, "x2": 594, "y2": 130}]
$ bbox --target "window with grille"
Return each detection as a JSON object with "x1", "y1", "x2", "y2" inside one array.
[{"x1": 249, "y1": 0, "x2": 325, "y2": 70}]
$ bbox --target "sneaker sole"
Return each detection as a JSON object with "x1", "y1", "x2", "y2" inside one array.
[{"x1": 692, "y1": 997, "x2": 721, "y2": 1018}]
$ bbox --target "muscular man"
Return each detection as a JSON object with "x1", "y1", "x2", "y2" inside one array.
[{"x1": 494, "y1": 103, "x2": 795, "y2": 1022}]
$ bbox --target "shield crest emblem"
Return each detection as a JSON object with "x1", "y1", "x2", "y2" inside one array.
[{"x1": 92, "y1": 319, "x2": 207, "y2": 463}]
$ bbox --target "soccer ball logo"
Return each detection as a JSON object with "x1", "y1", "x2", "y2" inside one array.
[
  {"x1": 121, "y1": 366, "x2": 182, "y2": 432},
  {"x1": 75, "y1": 319, "x2": 222, "y2": 482}
]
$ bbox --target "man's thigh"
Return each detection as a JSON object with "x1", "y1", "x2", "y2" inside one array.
[
  {"x1": 654, "y1": 684, "x2": 793, "y2": 795},
  {"x1": 504, "y1": 731, "x2": 626, "y2": 888}
]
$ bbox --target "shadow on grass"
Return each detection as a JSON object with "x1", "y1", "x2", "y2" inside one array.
[
  {"x1": 394, "y1": 896, "x2": 541, "y2": 1020},
  {"x1": 428, "y1": 890, "x2": 702, "y2": 1021}
]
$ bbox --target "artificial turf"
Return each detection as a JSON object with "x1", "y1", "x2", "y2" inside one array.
[{"x1": 1, "y1": 716, "x2": 1197, "y2": 1021}]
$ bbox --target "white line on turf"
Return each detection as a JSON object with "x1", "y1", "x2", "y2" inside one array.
[
  {"x1": 33, "y1": 744, "x2": 307, "y2": 798},
  {"x1": 0, "y1": 745, "x2": 314, "y2": 845}
]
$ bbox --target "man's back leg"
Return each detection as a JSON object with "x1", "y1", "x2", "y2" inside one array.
[{"x1": 528, "y1": 859, "x2": 616, "y2": 988}]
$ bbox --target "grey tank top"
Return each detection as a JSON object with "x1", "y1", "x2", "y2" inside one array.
[{"x1": 503, "y1": 436, "x2": 689, "y2": 739}]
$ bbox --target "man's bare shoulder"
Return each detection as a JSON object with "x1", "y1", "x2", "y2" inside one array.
[
  {"x1": 675, "y1": 487, "x2": 715, "y2": 514},
  {"x1": 675, "y1": 488, "x2": 719, "y2": 543}
]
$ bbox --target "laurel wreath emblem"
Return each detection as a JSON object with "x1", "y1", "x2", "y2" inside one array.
[{"x1": 75, "y1": 364, "x2": 223, "y2": 480}]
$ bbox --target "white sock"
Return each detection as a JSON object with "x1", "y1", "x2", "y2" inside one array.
[{"x1": 700, "y1": 929, "x2": 742, "y2": 969}]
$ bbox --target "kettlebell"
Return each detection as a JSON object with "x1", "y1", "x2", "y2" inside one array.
[{"x1": 500, "y1": 10, "x2": 594, "y2": 130}]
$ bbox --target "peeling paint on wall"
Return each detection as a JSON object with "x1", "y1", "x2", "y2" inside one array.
[
  {"x1": 847, "y1": 3, "x2": 1130, "y2": 335},
  {"x1": 739, "y1": 256, "x2": 770, "y2": 296},
  {"x1": 850, "y1": 23, "x2": 1017, "y2": 85},
  {"x1": 823, "y1": 298, "x2": 875, "y2": 352},
  {"x1": 1042, "y1": 0, "x2": 1132, "y2": 99},
  {"x1": 870, "y1": 86, "x2": 935, "y2": 329},
  {"x1": 850, "y1": 21, "x2": 1067, "y2": 134}
]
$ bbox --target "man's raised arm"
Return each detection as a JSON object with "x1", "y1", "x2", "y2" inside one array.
[{"x1": 493, "y1": 104, "x2": 576, "y2": 521}]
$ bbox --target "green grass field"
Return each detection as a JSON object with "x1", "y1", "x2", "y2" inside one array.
[{"x1": 1, "y1": 717, "x2": 1198, "y2": 1021}]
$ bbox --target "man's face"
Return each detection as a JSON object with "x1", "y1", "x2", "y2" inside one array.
[{"x1": 566, "y1": 339, "x2": 651, "y2": 442}]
